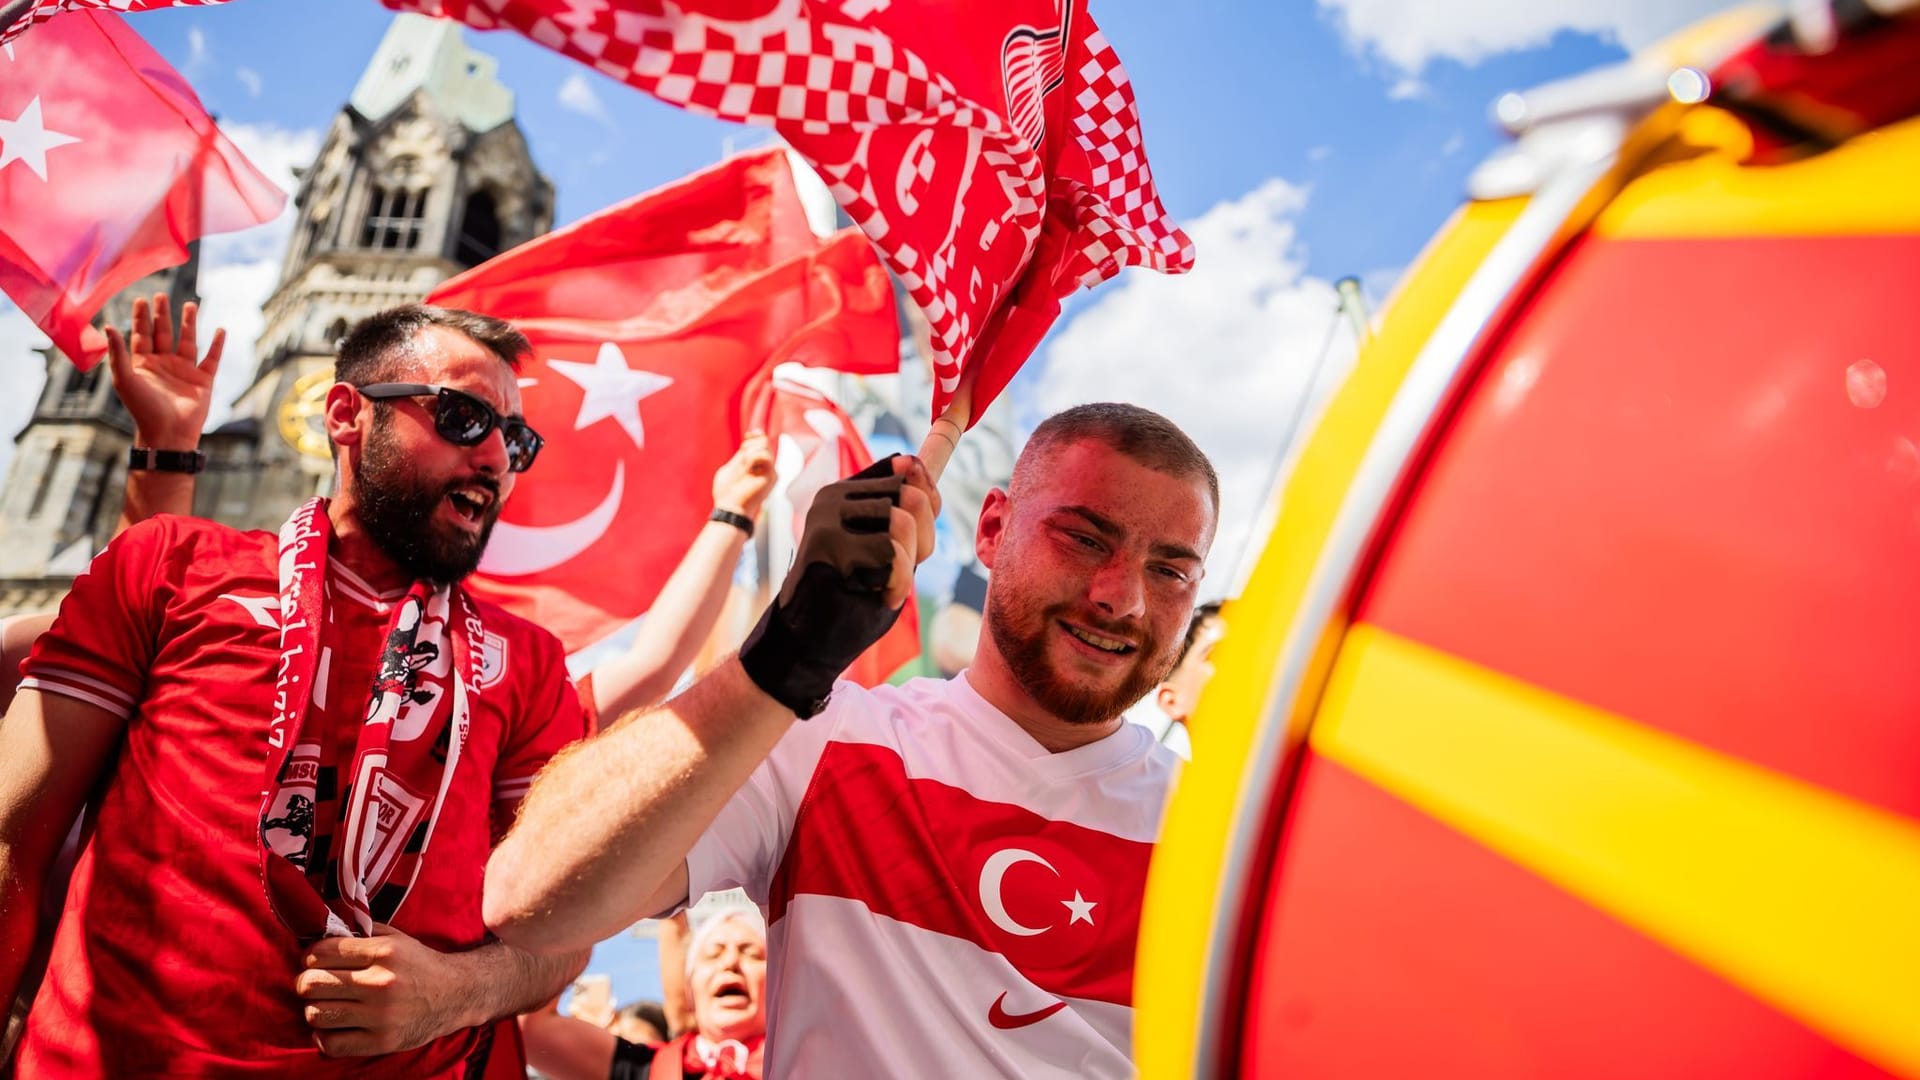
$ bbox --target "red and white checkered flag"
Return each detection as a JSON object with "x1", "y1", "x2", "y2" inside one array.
[
  {"x1": 0, "y1": 0, "x2": 235, "y2": 46},
  {"x1": 381, "y1": 0, "x2": 1194, "y2": 426}
]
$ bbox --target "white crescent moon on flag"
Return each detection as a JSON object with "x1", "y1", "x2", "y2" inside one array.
[
  {"x1": 979, "y1": 848, "x2": 1057, "y2": 937},
  {"x1": 477, "y1": 461, "x2": 625, "y2": 577}
]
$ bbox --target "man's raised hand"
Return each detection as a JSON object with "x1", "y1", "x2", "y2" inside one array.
[{"x1": 104, "y1": 293, "x2": 224, "y2": 452}]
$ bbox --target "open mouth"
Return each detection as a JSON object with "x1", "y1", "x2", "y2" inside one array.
[
  {"x1": 710, "y1": 975, "x2": 751, "y2": 1005},
  {"x1": 1060, "y1": 621, "x2": 1136, "y2": 656},
  {"x1": 445, "y1": 485, "x2": 495, "y2": 526}
]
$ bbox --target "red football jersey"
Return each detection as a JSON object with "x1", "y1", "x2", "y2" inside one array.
[{"x1": 16, "y1": 515, "x2": 587, "y2": 1076}]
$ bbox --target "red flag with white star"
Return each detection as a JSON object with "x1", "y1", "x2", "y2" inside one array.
[
  {"x1": 761, "y1": 374, "x2": 920, "y2": 686},
  {"x1": 0, "y1": 12, "x2": 283, "y2": 367},
  {"x1": 427, "y1": 149, "x2": 898, "y2": 653},
  {"x1": 381, "y1": 0, "x2": 1192, "y2": 428}
]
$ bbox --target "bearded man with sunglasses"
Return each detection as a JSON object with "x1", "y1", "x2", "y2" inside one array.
[{"x1": 0, "y1": 305, "x2": 592, "y2": 1077}]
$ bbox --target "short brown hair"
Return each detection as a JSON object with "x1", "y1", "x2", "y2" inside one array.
[
  {"x1": 334, "y1": 304, "x2": 528, "y2": 385},
  {"x1": 1012, "y1": 402, "x2": 1219, "y2": 511}
]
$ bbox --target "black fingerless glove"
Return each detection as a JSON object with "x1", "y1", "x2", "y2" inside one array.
[{"x1": 739, "y1": 457, "x2": 907, "y2": 718}]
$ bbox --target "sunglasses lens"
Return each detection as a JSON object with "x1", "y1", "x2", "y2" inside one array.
[
  {"x1": 503, "y1": 423, "x2": 543, "y2": 473},
  {"x1": 435, "y1": 390, "x2": 493, "y2": 445}
]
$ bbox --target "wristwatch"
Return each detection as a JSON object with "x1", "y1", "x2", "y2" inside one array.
[
  {"x1": 709, "y1": 507, "x2": 755, "y2": 538},
  {"x1": 127, "y1": 447, "x2": 206, "y2": 474}
]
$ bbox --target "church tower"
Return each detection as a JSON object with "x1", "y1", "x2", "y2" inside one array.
[
  {"x1": 0, "y1": 15, "x2": 552, "y2": 614},
  {"x1": 198, "y1": 14, "x2": 554, "y2": 531}
]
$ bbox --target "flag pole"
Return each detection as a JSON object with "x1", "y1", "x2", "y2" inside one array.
[
  {"x1": 918, "y1": 384, "x2": 971, "y2": 485},
  {"x1": 907, "y1": 295, "x2": 974, "y2": 484}
]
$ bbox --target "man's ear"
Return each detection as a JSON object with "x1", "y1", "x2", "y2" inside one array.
[
  {"x1": 975, "y1": 488, "x2": 1010, "y2": 570},
  {"x1": 323, "y1": 383, "x2": 362, "y2": 450},
  {"x1": 1155, "y1": 684, "x2": 1179, "y2": 718}
]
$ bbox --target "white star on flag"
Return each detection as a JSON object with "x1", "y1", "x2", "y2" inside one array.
[
  {"x1": 1062, "y1": 890, "x2": 1096, "y2": 926},
  {"x1": 546, "y1": 342, "x2": 674, "y2": 451},
  {"x1": 0, "y1": 97, "x2": 82, "y2": 182}
]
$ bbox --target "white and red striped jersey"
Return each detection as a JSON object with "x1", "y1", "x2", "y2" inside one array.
[{"x1": 685, "y1": 673, "x2": 1181, "y2": 1078}]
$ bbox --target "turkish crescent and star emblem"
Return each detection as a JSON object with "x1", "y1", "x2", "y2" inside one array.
[
  {"x1": 977, "y1": 845, "x2": 1100, "y2": 1029},
  {"x1": 478, "y1": 341, "x2": 671, "y2": 579}
]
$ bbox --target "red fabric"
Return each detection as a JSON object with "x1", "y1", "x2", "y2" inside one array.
[
  {"x1": 652, "y1": 1032, "x2": 765, "y2": 1079},
  {"x1": 382, "y1": 0, "x2": 1193, "y2": 425},
  {"x1": 427, "y1": 149, "x2": 897, "y2": 653},
  {"x1": 0, "y1": 0, "x2": 235, "y2": 47},
  {"x1": 15, "y1": 515, "x2": 586, "y2": 1076},
  {"x1": 0, "y1": 12, "x2": 283, "y2": 367},
  {"x1": 761, "y1": 375, "x2": 920, "y2": 686}
]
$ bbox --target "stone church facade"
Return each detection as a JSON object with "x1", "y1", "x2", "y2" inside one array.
[{"x1": 0, "y1": 15, "x2": 552, "y2": 616}]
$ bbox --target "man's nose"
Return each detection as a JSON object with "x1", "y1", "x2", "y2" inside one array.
[
  {"x1": 1087, "y1": 558, "x2": 1146, "y2": 621},
  {"x1": 469, "y1": 424, "x2": 510, "y2": 475}
]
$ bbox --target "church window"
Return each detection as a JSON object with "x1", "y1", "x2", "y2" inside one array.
[
  {"x1": 454, "y1": 189, "x2": 502, "y2": 268},
  {"x1": 28, "y1": 445, "x2": 63, "y2": 519},
  {"x1": 360, "y1": 185, "x2": 428, "y2": 250}
]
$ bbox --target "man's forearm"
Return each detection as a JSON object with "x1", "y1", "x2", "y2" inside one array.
[
  {"x1": 115, "y1": 426, "x2": 199, "y2": 537},
  {"x1": 591, "y1": 521, "x2": 748, "y2": 720},
  {"x1": 114, "y1": 472, "x2": 196, "y2": 536},
  {"x1": 445, "y1": 941, "x2": 588, "y2": 1032},
  {"x1": 0, "y1": 855, "x2": 43, "y2": 1018},
  {"x1": 485, "y1": 659, "x2": 792, "y2": 953}
]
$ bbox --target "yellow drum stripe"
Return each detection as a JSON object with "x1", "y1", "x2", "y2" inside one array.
[
  {"x1": 1314, "y1": 624, "x2": 1920, "y2": 1078},
  {"x1": 1594, "y1": 111, "x2": 1920, "y2": 238},
  {"x1": 1134, "y1": 197, "x2": 1528, "y2": 1077}
]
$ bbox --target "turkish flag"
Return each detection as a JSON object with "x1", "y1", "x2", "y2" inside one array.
[
  {"x1": 381, "y1": 0, "x2": 1193, "y2": 426},
  {"x1": 0, "y1": 12, "x2": 284, "y2": 367},
  {"x1": 0, "y1": 1, "x2": 235, "y2": 48},
  {"x1": 428, "y1": 149, "x2": 898, "y2": 653},
  {"x1": 761, "y1": 375, "x2": 921, "y2": 687}
]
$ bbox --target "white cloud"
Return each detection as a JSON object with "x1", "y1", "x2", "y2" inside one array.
[
  {"x1": 196, "y1": 122, "x2": 322, "y2": 425},
  {"x1": 557, "y1": 71, "x2": 612, "y2": 124},
  {"x1": 1441, "y1": 132, "x2": 1465, "y2": 156},
  {"x1": 1387, "y1": 75, "x2": 1428, "y2": 100},
  {"x1": 1306, "y1": 145, "x2": 1334, "y2": 162},
  {"x1": 1036, "y1": 179, "x2": 1359, "y2": 595},
  {"x1": 1320, "y1": 0, "x2": 1742, "y2": 74},
  {"x1": 0, "y1": 304, "x2": 51, "y2": 482},
  {"x1": 235, "y1": 67, "x2": 263, "y2": 98},
  {"x1": 185, "y1": 26, "x2": 210, "y2": 73}
]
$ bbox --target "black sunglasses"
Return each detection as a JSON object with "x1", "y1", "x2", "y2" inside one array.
[{"x1": 357, "y1": 382, "x2": 544, "y2": 473}]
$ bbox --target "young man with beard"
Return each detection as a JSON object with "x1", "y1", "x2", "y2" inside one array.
[
  {"x1": 484, "y1": 403, "x2": 1217, "y2": 1078},
  {"x1": 0, "y1": 306, "x2": 591, "y2": 1076}
]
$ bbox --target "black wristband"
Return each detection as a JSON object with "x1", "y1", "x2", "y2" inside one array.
[
  {"x1": 738, "y1": 455, "x2": 907, "y2": 719},
  {"x1": 709, "y1": 507, "x2": 755, "y2": 537},
  {"x1": 739, "y1": 594, "x2": 839, "y2": 719},
  {"x1": 127, "y1": 447, "x2": 206, "y2": 474}
]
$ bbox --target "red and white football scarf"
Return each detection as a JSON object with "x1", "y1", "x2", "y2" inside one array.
[{"x1": 258, "y1": 497, "x2": 482, "y2": 940}]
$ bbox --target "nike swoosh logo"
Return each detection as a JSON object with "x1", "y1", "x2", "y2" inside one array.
[{"x1": 988, "y1": 991, "x2": 1068, "y2": 1030}]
